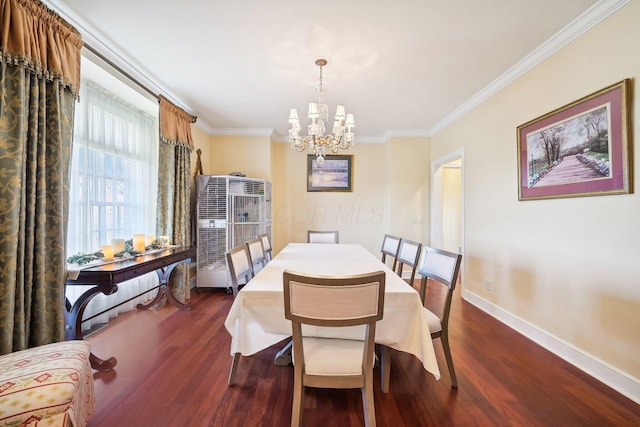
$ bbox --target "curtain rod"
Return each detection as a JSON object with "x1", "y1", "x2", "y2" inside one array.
[
  {"x1": 83, "y1": 43, "x2": 198, "y2": 120},
  {"x1": 84, "y1": 44, "x2": 159, "y2": 101}
]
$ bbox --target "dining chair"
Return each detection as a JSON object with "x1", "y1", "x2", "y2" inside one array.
[
  {"x1": 417, "y1": 246, "x2": 462, "y2": 388},
  {"x1": 307, "y1": 229, "x2": 339, "y2": 243},
  {"x1": 380, "y1": 234, "x2": 402, "y2": 271},
  {"x1": 283, "y1": 270, "x2": 386, "y2": 427},
  {"x1": 395, "y1": 238, "x2": 422, "y2": 287},
  {"x1": 225, "y1": 244, "x2": 254, "y2": 298},
  {"x1": 258, "y1": 232, "x2": 273, "y2": 262},
  {"x1": 246, "y1": 237, "x2": 267, "y2": 275},
  {"x1": 226, "y1": 243, "x2": 256, "y2": 385}
]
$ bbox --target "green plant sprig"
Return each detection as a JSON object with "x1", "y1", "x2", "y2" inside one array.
[
  {"x1": 66, "y1": 252, "x2": 104, "y2": 266},
  {"x1": 67, "y1": 238, "x2": 168, "y2": 265}
]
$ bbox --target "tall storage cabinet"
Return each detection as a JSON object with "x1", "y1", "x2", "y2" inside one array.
[{"x1": 196, "y1": 175, "x2": 271, "y2": 290}]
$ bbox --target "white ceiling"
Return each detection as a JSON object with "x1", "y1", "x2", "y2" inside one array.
[{"x1": 45, "y1": 0, "x2": 623, "y2": 141}]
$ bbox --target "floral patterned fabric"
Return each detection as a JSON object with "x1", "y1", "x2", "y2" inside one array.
[
  {"x1": 0, "y1": 340, "x2": 94, "y2": 426},
  {"x1": 0, "y1": 0, "x2": 82, "y2": 353},
  {"x1": 0, "y1": 62, "x2": 76, "y2": 352},
  {"x1": 157, "y1": 97, "x2": 195, "y2": 303}
]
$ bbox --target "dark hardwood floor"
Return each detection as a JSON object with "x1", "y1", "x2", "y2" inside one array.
[{"x1": 85, "y1": 283, "x2": 640, "y2": 426}]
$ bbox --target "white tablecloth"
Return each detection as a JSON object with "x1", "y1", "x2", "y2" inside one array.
[{"x1": 224, "y1": 243, "x2": 440, "y2": 379}]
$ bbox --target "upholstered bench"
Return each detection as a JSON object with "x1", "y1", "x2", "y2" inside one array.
[{"x1": 0, "y1": 340, "x2": 94, "y2": 426}]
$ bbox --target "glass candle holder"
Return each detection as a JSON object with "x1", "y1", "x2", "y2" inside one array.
[
  {"x1": 133, "y1": 234, "x2": 146, "y2": 252},
  {"x1": 111, "y1": 238, "x2": 125, "y2": 253},
  {"x1": 100, "y1": 245, "x2": 114, "y2": 261}
]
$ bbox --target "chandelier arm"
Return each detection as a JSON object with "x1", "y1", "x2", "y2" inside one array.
[{"x1": 287, "y1": 58, "x2": 354, "y2": 156}]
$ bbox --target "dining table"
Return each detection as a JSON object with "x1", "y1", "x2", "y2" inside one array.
[{"x1": 224, "y1": 242, "x2": 441, "y2": 391}]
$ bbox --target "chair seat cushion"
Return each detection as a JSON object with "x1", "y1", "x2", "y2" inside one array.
[
  {"x1": 0, "y1": 340, "x2": 94, "y2": 427},
  {"x1": 302, "y1": 337, "x2": 364, "y2": 376},
  {"x1": 423, "y1": 307, "x2": 442, "y2": 333}
]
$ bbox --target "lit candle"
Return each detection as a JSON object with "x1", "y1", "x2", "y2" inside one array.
[
  {"x1": 133, "y1": 234, "x2": 146, "y2": 252},
  {"x1": 100, "y1": 245, "x2": 114, "y2": 261},
  {"x1": 111, "y1": 238, "x2": 125, "y2": 253}
]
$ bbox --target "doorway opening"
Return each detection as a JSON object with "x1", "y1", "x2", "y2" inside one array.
[{"x1": 431, "y1": 151, "x2": 464, "y2": 257}]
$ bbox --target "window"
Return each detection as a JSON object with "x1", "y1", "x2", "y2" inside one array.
[
  {"x1": 67, "y1": 57, "x2": 159, "y2": 256},
  {"x1": 66, "y1": 54, "x2": 160, "y2": 332}
]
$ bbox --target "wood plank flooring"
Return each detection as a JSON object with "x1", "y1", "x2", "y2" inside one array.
[{"x1": 85, "y1": 284, "x2": 640, "y2": 426}]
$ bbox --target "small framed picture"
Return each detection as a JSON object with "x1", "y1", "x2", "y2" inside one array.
[{"x1": 307, "y1": 155, "x2": 353, "y2": 192}]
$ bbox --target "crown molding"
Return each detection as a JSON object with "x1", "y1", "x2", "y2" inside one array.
[
  {"x1": 429, "y1": 0, "x2": 630, "y2": 136},
  {"x1": 272, "y1": 135, "x2": 388, "y2": 144},
  {"x1": 42, "y1": 0, "x2": 214, "y2": 129},
  {"x1": 210, "y1": 128, "x2": 275, "y2": 137},
  {"x1": 383, "y1": 129, "x2": 432, "y2": 139},
  {"x1": 44, "y1": 0, "x2": 628, "y2": 140},
  {"x1": 193, "y1": 121, "x2": 216, "y2": 135}
]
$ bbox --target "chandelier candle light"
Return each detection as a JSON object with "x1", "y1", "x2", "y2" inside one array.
[{"x1": 288, "y1": 59, "x2": 355, "y2": 164}]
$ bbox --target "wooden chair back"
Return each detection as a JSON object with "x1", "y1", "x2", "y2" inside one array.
[
  {"x1": 380, "y1": 234, "x2": 402, "y2": 271},
  {"x1": 258, "y1": 233, "x2": 273, "y2": 261},
  {"x1": 417, "y1": 245, "x2": 462, "y2": 387},
  {"x1": 307, "y1": 230, "x2": 339, "y2": 244},
  {"x1": 395, "y1": 239, "x2": 422, "y2": 286},
  {"x1": 283, "y1": 270, "x2": 385, "y2": 426},
  {"x1": 246, "y1": 238, "x2": 267, "y2": 274},
  {"x1": 225, "y1": 244, "x2": 253, "y2": 297}
]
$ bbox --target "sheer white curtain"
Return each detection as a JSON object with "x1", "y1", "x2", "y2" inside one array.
[{"x1": 66, "y1": 78, "x2": 160, "y2": 332}]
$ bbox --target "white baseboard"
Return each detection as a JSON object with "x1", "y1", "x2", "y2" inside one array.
[{"x1": 462, "y1": 289, "x2": 640, "y2": 405}]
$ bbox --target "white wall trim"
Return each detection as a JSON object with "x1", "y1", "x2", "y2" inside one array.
[
  {"x1": 382, "y1": 129, "x2": 433, "y2": 139},
  {"x1": 429, "y1": 0, "x2": 630, "y2": 136},
  {"x1": 209, "y1": 128, "x2": 274, "y2": 137},
  {"x1": 43, "y1": 0, "x2": 216, "y2": 134},
  {"x1": 462, "y1": 289, "x2": 640, "y2": 405},
  {"x1": 45, "y1": 0, "x2": 629, "y2": 140},
  {"x1": 273, "y1": 135, "x2": 389, "y2": 144},
  {"x1": 431, "y1": 150, "x2": 465, "y2": 172}
]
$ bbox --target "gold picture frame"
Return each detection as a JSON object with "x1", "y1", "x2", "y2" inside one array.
[{"x1": 516, "y1": 79, "x2": 632, "y2": 200}]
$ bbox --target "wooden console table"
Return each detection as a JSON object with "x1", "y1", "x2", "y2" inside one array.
[{"x1": 65, "y1": 246, "x2": 196, "y2": 371}]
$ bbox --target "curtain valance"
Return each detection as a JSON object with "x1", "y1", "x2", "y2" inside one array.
[
  {"x1": 159, "y1": 95, "x2": 197, "y2": 149},
  {"x1": 0, "y1": 0, "x2": 83, "y2": 94}
]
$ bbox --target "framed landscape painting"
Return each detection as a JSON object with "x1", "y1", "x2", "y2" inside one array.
[
  {"x1": 307, "y1": 154, "x2": 353, "y2": 192},
  {"x1": 516, "y1": 79, "x2": 631, "y2": 201}
]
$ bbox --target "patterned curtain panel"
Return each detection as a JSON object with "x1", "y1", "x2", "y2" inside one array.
[
  {"x1": 0, "y1": 0, "x2": 82, "y2": 353},
  {"x1": 157, "y1": 96, "x2": 196, "y2": 303}
]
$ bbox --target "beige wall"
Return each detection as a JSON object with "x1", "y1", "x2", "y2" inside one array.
[
  {"x1": 205, "y1": 134, "x2": 272, "y2": 181},
  {"x1": 192, "y1": 132, "x2": 430, "y2": 259},
  {"x1": 441, "y1": 165, "x2": 462, "y2": 253},
  {"x1": 190, "y1": 124, "x2": 210, "y2": 175},
  {"x1": 270, "y1": 136, "x2": 429, "y2": 256},
  {"x1": 386, "y1": 137, "x2": 431, "y2": 246},
  {"x1": 432, "y1": 1, "x2": 640, "y2": 382}
]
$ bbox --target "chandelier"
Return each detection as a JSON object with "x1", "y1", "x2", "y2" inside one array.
[{"x1": 288, "y1": 59, "x2": 355, "y2": 164}]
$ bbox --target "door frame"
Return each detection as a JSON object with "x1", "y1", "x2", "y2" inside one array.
[{"x1": 430, "y1": 148, "x2": 464, "y2": 257}]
